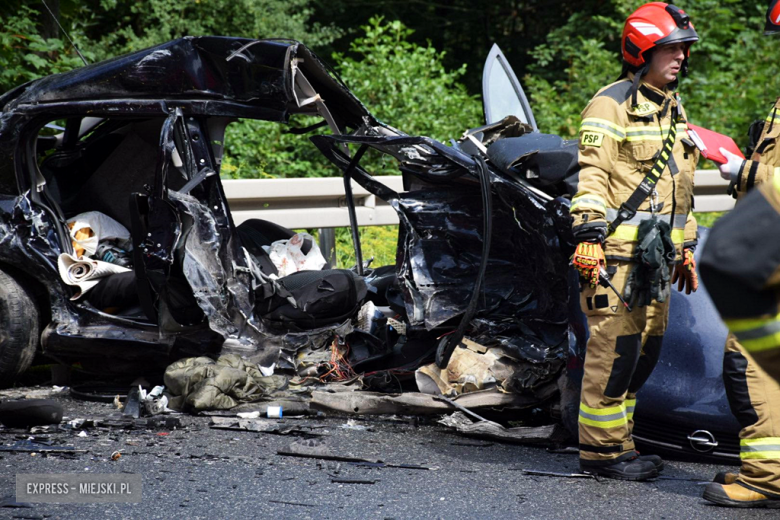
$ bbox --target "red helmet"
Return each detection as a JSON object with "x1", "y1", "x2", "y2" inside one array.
[
  {"x1": 622, "y1": 2, "x2": 699, "y2": 68},
  {"x1": 767, "y1": 0, "x2": 780, "y2": 34}
]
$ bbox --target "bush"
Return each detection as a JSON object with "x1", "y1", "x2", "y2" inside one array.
[{"x1": 221, "y1": 17, "x2": 483, "y2": 179}]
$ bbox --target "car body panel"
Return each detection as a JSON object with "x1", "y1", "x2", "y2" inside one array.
[{"x1": 312, "y1": 127, "x2": 574, "y2": 395}]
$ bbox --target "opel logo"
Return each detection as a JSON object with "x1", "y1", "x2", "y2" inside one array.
[{"x1": 687, "y1": 430, "x2": 718, "y2": 453}]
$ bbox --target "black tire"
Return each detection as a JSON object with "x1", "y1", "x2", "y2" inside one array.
[{"x1": 0, "y1": 269, "x2": 40, "y2": 388}]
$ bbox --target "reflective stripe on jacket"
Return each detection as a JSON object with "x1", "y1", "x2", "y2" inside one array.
[{"x1": 735, "y1": 98, "x2": 780, "y2": 193}]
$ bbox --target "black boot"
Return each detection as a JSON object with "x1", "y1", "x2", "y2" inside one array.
[
  {"x1": 635, "y1": 451, "x2": 664, "y2": 473},
  {"x1": 580, "y1": 457, "x2": 658, "y2": 481}
]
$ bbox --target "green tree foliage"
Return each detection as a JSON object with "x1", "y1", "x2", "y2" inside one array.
[
  {"x1": 334, "y1": 226, "x2": 398, "y2": 269},
  {"x1": 315, "y1": 0, "x2": 611, "y2": 94},
  {"x1": 523, "y1": 12, "x2": 624, "y2": 137},
  {"x1": 0, "y1": 3, "x2": 88, "y2": 90},
  {"x1": 0, "y1": 0, "x2": 341, "y2": 94},
  {"x1": 5, "y1": 2, "x2": 778, "y2": 162},
  {"x1": 682, "y1": 1, "x2": 780, "y2": 148},
  {"x1": 221, "y1": 17, "x2": 482, "y2": 179},
  {"x1": 82, "y1": 0, "x2": 341, "y2": 62},
  {"x1": 523, "y1": 0, "x2": 780, "y2": 150},
  {"x1": 333, "y1": 17, "x2": 482, "y2": 141}
]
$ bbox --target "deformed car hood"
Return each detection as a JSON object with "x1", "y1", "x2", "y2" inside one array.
[{"x1": 0, "y1": 36, "x2": 373, "y2": 130}]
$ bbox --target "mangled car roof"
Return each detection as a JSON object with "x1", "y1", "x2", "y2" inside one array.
[{"x1": 0, "y1": 36, "x2": 372, "y2": 129}]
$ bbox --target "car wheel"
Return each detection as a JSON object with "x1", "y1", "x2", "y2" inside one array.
[{"x1": 0, "y1": 268, "x2": 40, "y2": 388}]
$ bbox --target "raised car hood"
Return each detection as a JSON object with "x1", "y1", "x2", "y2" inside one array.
[{"x1": 0, "y1": 36, "x2": 373, "y2": 130}]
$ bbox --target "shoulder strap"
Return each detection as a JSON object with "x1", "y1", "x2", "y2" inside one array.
[{"x1": 607, "y1": 102, "x2": 679, "y2": 236}]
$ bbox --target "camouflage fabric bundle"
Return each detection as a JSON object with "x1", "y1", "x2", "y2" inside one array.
[{"x1": 164, "y1": 354, "x2": 287, "y2": 412}]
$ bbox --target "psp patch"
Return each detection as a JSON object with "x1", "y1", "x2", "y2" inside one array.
[
  {"x1": 581, "y1": 131, "x2": 604, "y2": 147},
  {"x1": 632, "y1": 102, "x2": 656, "y2": 116}
]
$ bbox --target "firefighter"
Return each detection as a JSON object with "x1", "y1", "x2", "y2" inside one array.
[
  {"x1": 696, "y1": 0, "x2": 780, "y2": 508},
  {"x1": 571, "y1": 2, "x2": 700, "y2": 480}
]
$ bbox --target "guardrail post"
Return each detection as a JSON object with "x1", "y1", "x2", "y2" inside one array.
[{"x1": 319, "y1": 228, "x2": 337, "y2": 267}]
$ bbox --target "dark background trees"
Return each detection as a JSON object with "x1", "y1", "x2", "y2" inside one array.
[
  {"x1": 2, "y1": 0, "x2": 775, "y2": 264},
  {"x1": 2, "y1": 0, "x2": 778, "y2": 171}
]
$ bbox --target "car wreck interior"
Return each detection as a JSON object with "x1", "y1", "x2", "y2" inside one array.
[{"x1": 35, "y1": 116, "x2": 192, "y2": 320}]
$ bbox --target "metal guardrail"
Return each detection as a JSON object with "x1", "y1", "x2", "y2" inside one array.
[
  {"x1": 221, "y1": 169, "x2": 733, "y2": 230},
  {"x1": 222, "y1": 176, "x2": 404, "y2": 229},
  {"x1": 690, "y1": 169, "x2": 735, "y2": 213}
]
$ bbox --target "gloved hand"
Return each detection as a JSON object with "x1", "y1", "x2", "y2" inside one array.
[
  {"x1": 572, "y1": 241, "x2": 605, "y2": 289},
  {"x1": 718, "y1": 148, "x2": 745, "y2": 182},
  {"x1": 671, "y1": 248, "x2": 698, "y2": 294}
]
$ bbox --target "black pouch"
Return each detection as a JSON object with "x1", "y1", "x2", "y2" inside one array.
[
  {"x1": 746, "y1": 119, "x2": 766, "y2": 158},
  {"x1": 256, "y1": 269, "x2": 367, "y2": 330},
  {"x1": 623, "y1": 218, "x2": 677, "y2": 308}
]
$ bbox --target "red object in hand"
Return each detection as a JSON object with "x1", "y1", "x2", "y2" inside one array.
[{"x1": 686, "y1": 123, "x2": 745, "y2": 165}]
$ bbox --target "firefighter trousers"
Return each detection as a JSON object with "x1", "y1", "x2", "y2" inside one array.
[
  {"x1": 578, "y1": 260, "x2": 669, "y2": 464},
  {"x1": 723, "y1": 334, "x2": 780, "y2": 498}
]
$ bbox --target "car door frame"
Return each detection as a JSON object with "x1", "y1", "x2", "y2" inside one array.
[{"x1": 482, "y1": 44, "x2": 538, "y2": 130}]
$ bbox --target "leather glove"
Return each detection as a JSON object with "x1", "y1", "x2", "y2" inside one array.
[
  {"x1": 651, "y1": 262, "x2": 672, "y2": 304},
  {"x1": 624, "y1": 264, "x2": 669, "y2": 309},
  {"x1": 671, "y1": 248, "x2": 698, "y2": 294},
  {"x1": 718, "y1": 148, "x2": 745, "y2": 182},
  {"x1": 623, "y1": 265, "x2": 645, "y2": 309},
  {"x1": 572, "y1": 241, "x2": 605, "y2": 289}
]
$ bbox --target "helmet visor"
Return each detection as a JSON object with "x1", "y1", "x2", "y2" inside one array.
[{"x1": 655, "y1": 26, "x2": 699, "y2": 47}]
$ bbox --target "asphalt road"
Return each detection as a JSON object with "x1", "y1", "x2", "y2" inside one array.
[{"x1": 0, "y1": 392, "x2": 774, "y2": 520}]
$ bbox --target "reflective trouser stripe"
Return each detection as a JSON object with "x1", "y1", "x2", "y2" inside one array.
[
  {"x1": 740, "y1": 438, "x2": 780, "y2": 460},
  {"x1": 579, "y1": 402, "x2": 628, "y2": 429},
  {"x1": 774, "y1": 169, "x2": 780, "y2": 194},
  {"x1": 625, "y1": 398, "x2": 636, "y2": 420},
  {"x1": 579, "y1": 443, "x2": 624, "y2": 454},
  {"x1": 605, "y1": 209, "x2": 687, "y2": 229},
  {"x1": 727, "y1": 314, "x2": 780, "y2": 354}
]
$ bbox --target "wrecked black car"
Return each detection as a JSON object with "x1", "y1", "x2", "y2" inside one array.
[
  {"x1": 0, "y1": 37, "x2": 385, "y2": 382},
  {"x1": 0, "y1": 37, "x2": 571, "y2": 396},
  {"x1": 0, "y1": 37, "x2": 739, "y2": 462}
]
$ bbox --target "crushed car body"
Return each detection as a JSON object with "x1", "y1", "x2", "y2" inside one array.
[
  {"x1": 0, "y1": 36, "x2": 381, "y2": 375},
  {"x1": 0, "y1": 38, "x2": 742, "y2": 462}
]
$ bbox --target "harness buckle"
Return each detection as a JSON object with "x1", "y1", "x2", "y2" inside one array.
[{"x1": 650, "y1": 189, "x2": 659, "y2": 217}]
